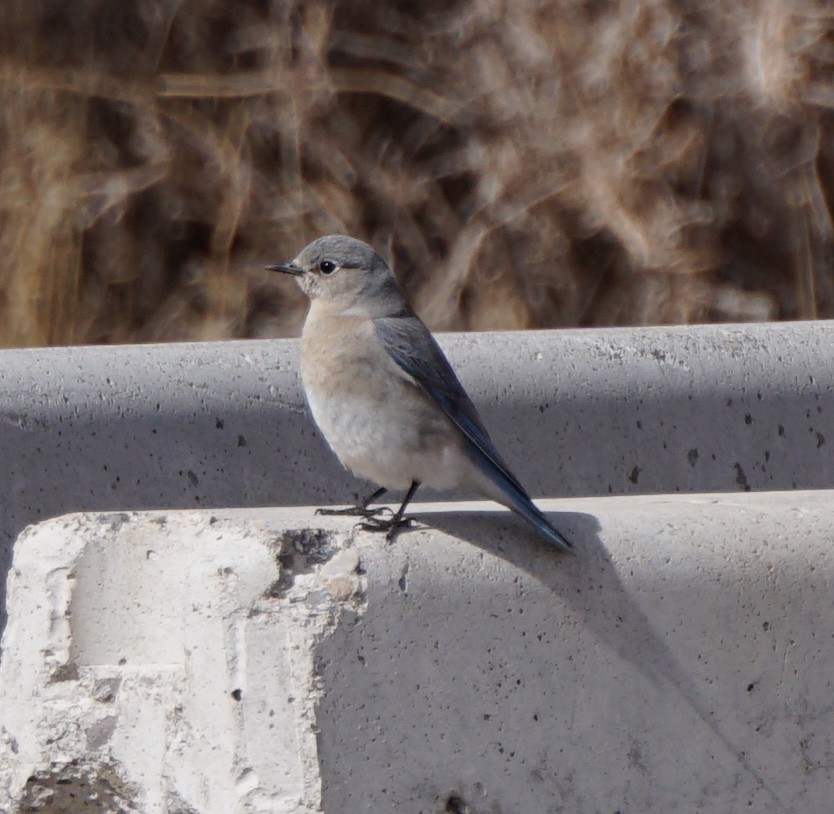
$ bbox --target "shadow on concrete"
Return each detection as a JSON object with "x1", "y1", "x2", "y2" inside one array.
[{"x1": 413, "y1": 507, "x2": 781, "y2": 808}]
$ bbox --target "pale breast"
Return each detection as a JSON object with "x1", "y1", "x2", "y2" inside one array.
[{"x1": 300, "y1": 311, "x2": 468, "y2": 490}]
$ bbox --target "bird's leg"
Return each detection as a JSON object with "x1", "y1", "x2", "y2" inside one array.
[
  {"x1": 359, "y1": 480, "x2": 421, "y2": 542},
  {"x1": 315, "y1": 486, "x2": 389, "y2": 518}
]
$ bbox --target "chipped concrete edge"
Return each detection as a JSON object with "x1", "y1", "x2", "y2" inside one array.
[{"x1": 0, "y1": 510, "x2": 366, "y2": 814}]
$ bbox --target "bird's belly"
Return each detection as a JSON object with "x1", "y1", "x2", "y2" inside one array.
[{"x1": 305, "y1": 381, "x2": 469, "y2": 491}]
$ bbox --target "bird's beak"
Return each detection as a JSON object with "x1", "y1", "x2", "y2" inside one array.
[{"x1": 265, "y1": 262, "x2": 304, "y2": 277}]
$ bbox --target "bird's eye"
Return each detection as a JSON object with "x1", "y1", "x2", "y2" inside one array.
[{"x1": 319, "y1": 260, "x2": 337, "y2": 275}]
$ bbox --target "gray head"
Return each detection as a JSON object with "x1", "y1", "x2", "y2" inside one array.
[{"x1": 266, "y1": 235, "x2": 409, "y2": 317}]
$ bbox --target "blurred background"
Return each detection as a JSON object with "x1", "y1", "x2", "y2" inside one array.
[{"x1": 0, "y1": 0, "x2": 832, "y2": 347}]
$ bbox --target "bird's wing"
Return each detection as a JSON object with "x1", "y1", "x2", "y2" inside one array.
[
  {"x1": 374, "y1": 314, "x2": 573, "y2": 551},
  {"x1": 373, "y1": 315, "x2": 529, "y2": 498}
]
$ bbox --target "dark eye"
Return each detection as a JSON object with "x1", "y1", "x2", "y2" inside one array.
[{"x1": 319, "y1": 260, "x2": 337, "y2": 275}]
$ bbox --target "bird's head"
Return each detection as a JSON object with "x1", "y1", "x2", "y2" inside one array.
[{"x1": 266, "y1": 234, "x2": 407, "y2": 317}]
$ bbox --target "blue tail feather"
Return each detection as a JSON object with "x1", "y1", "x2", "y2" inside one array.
[
  {"x1": 471, "y1": 450, "x2": 573, "y2": 551},
  {"x1": 491, "y1": 470, "x2": 573, "y2": 552}
]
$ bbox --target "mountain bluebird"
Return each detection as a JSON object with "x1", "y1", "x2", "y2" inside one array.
[{"x1": 266, "y1": 235, "x2": 572, "y2": 552}]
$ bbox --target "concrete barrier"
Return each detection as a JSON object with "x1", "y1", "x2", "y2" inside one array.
[
  {"x1": 2, "y1": 321, "x2": 834, "y2": 630},
  {"x1": 1, "y1": 493, "x2": 831, "y2": 812}
]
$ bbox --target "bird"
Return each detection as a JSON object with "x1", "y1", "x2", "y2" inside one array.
[{"x1": 265, "y1": 234, "x2": 572, "y2": 552}]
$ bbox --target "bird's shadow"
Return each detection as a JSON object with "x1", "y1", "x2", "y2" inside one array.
[
  {"x1": 411, "y1": 505, "x2": 780, "y2": 805},
  {"x1": 419, "y1": 506, "x2": 669, "y2": 685}
]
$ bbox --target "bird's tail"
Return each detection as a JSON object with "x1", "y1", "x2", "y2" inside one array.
[
  {"x1": 478, "y1": 471, "x2": 573, "y2": 552},
  {"x1": 506, "y1": 488, "x2": 574, "y2": 552}
]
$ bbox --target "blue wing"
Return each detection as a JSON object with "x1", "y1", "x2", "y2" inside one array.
[{"x1": 373, "y1": 315, "x2": 572, "y2": 551}]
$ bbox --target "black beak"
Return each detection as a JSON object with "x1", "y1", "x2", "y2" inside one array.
[{"x1": 265, "y1": 262, "x2": 304, "y2": 277}]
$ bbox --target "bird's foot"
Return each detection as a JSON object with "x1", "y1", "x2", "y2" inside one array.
[
  {"x1": 357, "y1": 514, "x2": 415, "y2": 543},
  {"x1": 315, "y1": 505, "x2": 391, "y2": 519}
]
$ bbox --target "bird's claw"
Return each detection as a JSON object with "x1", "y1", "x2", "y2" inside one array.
[
  {"x1": 315, "y1": 505, "x2": 388, "y2": 519},
  {"x1": 357, "y1": 514, "x2": 415, "y2": 542}
]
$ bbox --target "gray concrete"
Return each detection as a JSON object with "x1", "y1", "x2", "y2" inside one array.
[
  {"x1": 1, "y1": 493, "x2": 831, "y2": 812},
  {"x1": 1, "y1": 321, "x2": 833, "y2": 632}
]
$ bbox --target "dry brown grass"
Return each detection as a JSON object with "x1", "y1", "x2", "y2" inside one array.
[{"x1": 0, "y1": 0, "x2": 833, "y2": 346}]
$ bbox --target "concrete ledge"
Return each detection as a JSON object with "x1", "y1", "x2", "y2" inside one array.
[
  {"x1": 2, "y1": 492, "x2": 832, "y2": 812},
  {"x1": 3, "y1": 321, "x2": 834, "y2": 629}
]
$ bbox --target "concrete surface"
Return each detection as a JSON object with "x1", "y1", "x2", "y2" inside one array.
[
  {"x1": 2, "y1": 492, "x2": 832, "y2": 812},
  {"x1": 2, "y1": 321, "x2": 834, "y2": 632}
]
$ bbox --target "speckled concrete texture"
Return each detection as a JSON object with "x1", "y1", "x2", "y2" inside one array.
[
  {"x1": 1, "y1": 494, "x2": 831, "y2": 812},
  {"x1": 2, "y1": 322, "x2": 834, "y2": 631}
]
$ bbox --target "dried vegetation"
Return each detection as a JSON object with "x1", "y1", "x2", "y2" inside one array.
[{"x1": 0, "y1": 1, "x2": 833, "y2": 346}]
